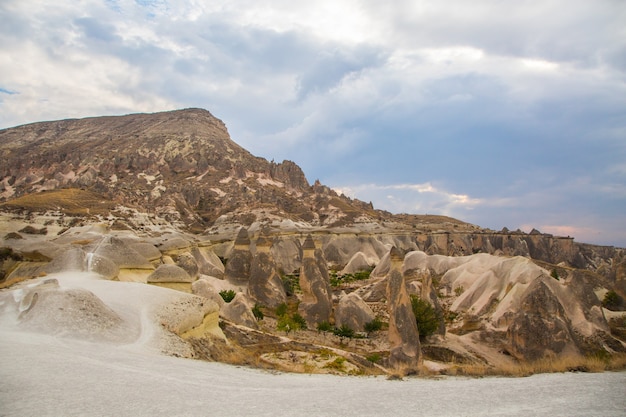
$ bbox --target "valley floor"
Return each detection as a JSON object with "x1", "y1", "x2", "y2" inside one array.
[{"x1": 1, "y1": 328, "x2": 625, "y2": 417}]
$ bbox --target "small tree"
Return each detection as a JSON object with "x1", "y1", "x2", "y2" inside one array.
[
  {"x1": 364, "y1": 317, "x2": 383, "y2": 337},
  {"x1": 410, "y1": 295, "x2": 440, "y2": 340},
  {"x1": 603, "y1": 290, "x2": 623, "y2": 311},
  {"x1": 333, "y1": 324, "x2": 355, "y2": 343},
  {"x1": 317, "y1": 321, "x2": 333, "y2": 333},
  {"x1": 219, "y1": 289, "x2": 236, "y2": 303},
  {"x1": 275, "y1": 302, "x2": 288, "y2": 317},
  {"x1": 550, "y1": 268, "x2": 559, "y2": 280},
  {"x1": 252, "y1": 304, "x2": 264, "y2": 320}
]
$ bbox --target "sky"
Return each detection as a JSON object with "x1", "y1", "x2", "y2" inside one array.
[{"x1": 1, "y1": 1, "x2": 625, "y2": 246}]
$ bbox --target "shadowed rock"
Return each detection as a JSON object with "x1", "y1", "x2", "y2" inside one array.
[
  {"x1": 224, "y1": 228, "x2": 252, "y2": 285},
  {"x1": 248, "y1": 235, "x2": 286, "y2": 308},
  {"x1": 298, "y1": 235, "x2": 332, "y2": 328},
  {"x1": 220, "y1": 293, "x2": 258, "y2": 329},
  {"x1": 335, "y1": 292, "x2": 375, "y2": 332},
  {"x1": 191, "y1": 246, "x2": 224, "y2": 278},
  {"x1": 386, "y1": 247, "x2": 420, "y2": 374}
]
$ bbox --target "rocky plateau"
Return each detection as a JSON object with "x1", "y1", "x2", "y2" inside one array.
[{"x1": 1, "y1": 108, "x2": 625, "y2": 376}]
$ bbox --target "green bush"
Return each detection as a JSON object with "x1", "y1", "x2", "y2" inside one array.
[
  {"x1": 603, "y1": 290, "x2": 623, "y2": 311},
  {"x1": 324, "y1": 357, "x2": 346, "y2": 371},
  {"x1": 219, "y1": 289, "x2": 236, "y2": 303},
  {"x1": 317, "y1": 321, "x2": 333, "y2": 333},
  {"x1": 252, "y1": 304, "x2": 264, "y2": 320},
  {"x1": 277, "y1": 313, "x2": 307, "y2": 334},
  {"x1": 333, "y1": 324, "x2": 355, "y2": 341},
  {"x1": 366, "y1": 353, "x2": 381, "y2": 363},
  {"x1": 275, "y1": 302, "x2": 288, "y2": 317},
  {"x1": 281, "y1": 274, "x2": 300, "y2": 295},
  {"x1": 292, "y1": 313, "x2": 307, "y2": 330},
  {"x1": 550, "y1": 268, "x2": 559, "y2": 280},
  {"x1": 410, "y1": 295, "x2": 440, "y2": 339},
  {"x1": 363, "y1": 317, "x2": 383, "y2": 336}
]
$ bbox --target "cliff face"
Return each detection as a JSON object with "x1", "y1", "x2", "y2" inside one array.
[{"x1": 0, "y1": 109, "x2": 310, "y2": 228}]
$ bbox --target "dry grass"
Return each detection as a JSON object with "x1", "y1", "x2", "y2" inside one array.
[
  {"x1": 1, "y1": 189, "x2": 115, "y2": 215},
  {"x1": 442, "y1": 353, "x2": 626, "y2": 377}
]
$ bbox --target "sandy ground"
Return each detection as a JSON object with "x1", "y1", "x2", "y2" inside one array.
[{"x1": 1, "y1": 328, "x2": 625, "y2": 417}]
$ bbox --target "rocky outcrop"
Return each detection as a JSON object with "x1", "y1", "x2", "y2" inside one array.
[
  {"x1": 16, "y1": 279, "x2": 129, "y2": 342},
  {"x1": 247, "y1": 235, "x2": 286, "y2": 308},
  {"x1": 190, "y1": 246, "x2": 224, "y2": 278},
  {"x1": 334, "y1": 292, "x2": 375, "y2": 332},
  {"x1": 147, "y1": 264, "x2": 194, "y2": 283},
  {"x1": 506, "y1": 278, "x2": 579, "y2": 360},
  {"x1": 220, "y1": 293, "x2": 258, "y2": 329},
  {"x1": 298, "y1": 235, "x2": 332, "y2": 328},
  {"x1": 224, "y1": 228, "x2": 252, "y2": 286},
  {"x1": 191, "y1": 278, "x2": 226, "y2": 308},
  {"x1": 174, "y1": 252, "x2": 200, "y2": 280},
  {"x1": 386, "y1": 247, "x2": 420, "y2": 373}
]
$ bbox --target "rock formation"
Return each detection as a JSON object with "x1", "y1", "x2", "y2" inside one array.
[
  {"x1": 335, "y1": 292, "x2": 375, "y2": 332},
  {"x1": 298, "y1": 235, "x2": 332, "y2": 328},
  {"x1": 224, "y1": 227, "x2": 252, "y2": 286},
  {"x1": 386, "y1": 247, "x2": 421, "y2": 374},
  {"x1": 220, "y1": 293, "x2": 258, "y2": 329},
  {"x1": 247, "y1": 235, "x2": 287, "y2": 308},
  {"x1": 1, "y1": 109, "x2": 625, "y2": 376}
]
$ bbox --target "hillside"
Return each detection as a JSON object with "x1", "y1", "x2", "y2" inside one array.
[{"x1": 1, "y1": 109, "x2": 625, "y2": 377}]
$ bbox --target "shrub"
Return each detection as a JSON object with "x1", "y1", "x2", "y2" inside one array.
[
  {"x1": 550, "y1": 268, "x2": 559, "y2": 280},
  {"x1": 454, "y1": 286, "x2": 465, "y2": 296},
  {"x1": 292, "y1": 313, "x2": 307, "y2": 330},
  {"x1": 363, "y1": 317, "x2": 383, "y2": 336},
  {"x1": 252, "y1": 304, "x2": 264, "y2": 320},
  {"x1": 333, "y1": 324, "x2": 355, "y2": 342},
  {"x1": 277, "y1": 313, "x2": 306, "y2": 334},
  {"x1": 281, "y1": 274, "x2": 300, "y2": 295},
  {"x1": 603, "y1": 290, "x2": 623, "y2": 311},
  {"x1": 366, "y1": 353, "x2": 381, "y2": 363},
  {"x1": 219, "y1": 289, "x2": 236, "y2": 303},
  {"x1": 324, "y1": 357, "x2": 346, "y2": 371},
  {"x1": 410, "y1": 295, "x2": 440, "y2": 339},
  {"x1": 275, "y1": 302, "x2": 288, "y2": 317},
  {"x1": 317, "y1": 321, "x2": 333, "y2": 333}
]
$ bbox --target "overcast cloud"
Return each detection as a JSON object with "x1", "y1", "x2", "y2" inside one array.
[{"x1": 1, "y1": 0, "x2": 625, "y2": 246}]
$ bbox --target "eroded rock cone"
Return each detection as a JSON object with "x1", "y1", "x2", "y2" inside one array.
[
  {"x1": 298, "y1": 235, "x2": 332, "y2": 328},
  {"x1": 224, "y1": 227, "x2": 252, "y2": 286},
  {"x1": 248, "y1": 235, "x2": 286, "y2": 308},
  {"x1": 386, "y1": 247, "x2": 420, "y2": 374}
]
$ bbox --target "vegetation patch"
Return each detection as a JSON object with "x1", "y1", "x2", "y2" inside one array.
[
  {"x1": 219, "y1": 289, "x2": 236, "y2": 303},
  {"x1": 410, "y1": 295, "x2": 441, "y2": 339},
  {"x1": 0, "y1": 189, "x2": 115, "y2": 215}
]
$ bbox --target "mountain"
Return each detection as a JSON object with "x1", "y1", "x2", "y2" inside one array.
[{"x1": 1, "y1": 109, "x2": 625, "y2": 377}]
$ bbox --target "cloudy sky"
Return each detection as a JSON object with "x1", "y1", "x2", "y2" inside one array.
[{"x1": 1, "y1": 1, "x2": 625, "y2": 246}]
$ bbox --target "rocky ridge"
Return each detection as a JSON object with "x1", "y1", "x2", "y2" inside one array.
[{"x1": 1, "y1": 109, "x2": 625, "y2": 376}]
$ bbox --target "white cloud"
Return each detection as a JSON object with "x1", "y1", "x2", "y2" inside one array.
[{"x1": 1, "y1": 0, "x2": 625, "y2": 246}]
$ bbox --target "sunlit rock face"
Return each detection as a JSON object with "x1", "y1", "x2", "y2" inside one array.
[
  {"x1": 298, "y1": 235, "x2": 332, "y2": 328},
  {"x1": 386, "y1": 247, "x2": 420, "y2": 374}
]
